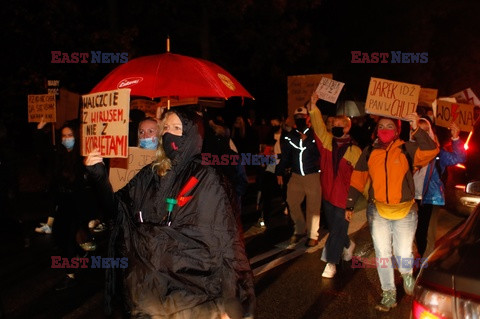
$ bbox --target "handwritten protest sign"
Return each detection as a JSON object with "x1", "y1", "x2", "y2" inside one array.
[
  {"x1": 365, "y1": 77, "x2": 420, "y2": 120},
  {"x1": 81, "y1": 89, "x2": 130, "y2": 158},
  {"x1": 27, "y1": 94, "x2": 56, "y2": 122},
  {"x1": 288, "y1": 74, "x2": 333, "y2": 117},
  {"x1": 418, "y1": 88, "x2": 438, "y2": 107},
  {"x1": 451, "y1": 88, "x2": 480, "y2": 106},
  {"x1": 435, "y1": 100, "x2": 474, "y2": 132},
  {"x1": 315, "y1": 78, "x2": 345, "y2": 104},
  {"x1": 130, "y1": 99, "x2": 158, "y2": 118},
  {"x1": 109, "y1": 147, "x2": 156, "y2": 191}
]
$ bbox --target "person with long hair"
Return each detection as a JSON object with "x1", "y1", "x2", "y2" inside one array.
[{"x1": 85, "y1": 106, "x2": 255, "y2": 319}]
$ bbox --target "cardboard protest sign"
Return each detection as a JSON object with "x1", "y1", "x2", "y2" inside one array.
[
  {"x1": 28, "y1": 94, "x2": 56, "y2": 122},
  {"x1": 451, "y1": 88, "x2": 480, "y2": 106},
  {"x1": 287, "y1": 74, "x2": 333, "y2": 117},
  {"x1": 315, "y1": 78, "x2": 345, "y2": 104},
  {"x1": 130, "y1": 99, "x2": 158, "y2": 118},
  {"x1": 55, "y1": 88, "x2": 80, "y2": 129},
  {"x1": 365, "y1": 77, "x2": 420, "y2": 120},
  {"x1": 435, "y1": 100, "x2": 474, "y2": 132},
  {"x1": 418, "y1": 88, "x2": 438, "y2": 107},
  {"x1": 81, "y1": 89, "x2": 130, "y2": 158},
  {"x1": 109, "y1": 147, "x2": 156, "y2": 192}
]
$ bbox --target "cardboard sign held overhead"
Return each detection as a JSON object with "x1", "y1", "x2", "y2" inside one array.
[
  {"x1": 287, "y1": 74, "x2": 333, "y2": 117},
  {"x1": 81, "y1": 89, "x2": 130, "y2": 158},
  {"x1": 109, "y1": 147, "x2": 157, "y2": 192},
  {"x1": 435, "y1": 100, "x2": 474, "y2": 132},
  {"x1": 365, "y1": 77, "x2": 420, "y2": 120},
  {"x1": 418, "y1": 88, "x2": 438, "y2": 107},
  {"x1": 451, "y1": 88, "x2": 480, "y2": 106},
  {"x1": 315, "y1": 78, "x2": 345, "y2": 104},
  {"x1": 28, "y1": 94, "x2": 56, "y2": 123}
]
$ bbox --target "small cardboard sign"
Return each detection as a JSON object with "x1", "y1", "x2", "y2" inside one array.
[
  {"x1": 451, "y1": 88, "x2": 480, "y2": 106},
  {"x1": 365, "y1": 77, "x2": 420, "y2": 120},
  {"x1": 109, "y1": 147, "x2": 157, "y2": 192},
  {"x1": 287, "y1": 73, "x2": 333, "y2": 116},
  {"x1": 314, "y1": 77, "x2": 345, "y2": 104},
  {"x1": 435, "y1": 100, "x2": 474, "y2": 132},
  {"x1": 27, "y1": 94, "x2": 56, "y2": 122},
  {"x1": 81, "y1": 89, "x2": 130, "y2": 158},
  {"x1": 418, "y1": 88, "x2": 438, "y2": 107}
]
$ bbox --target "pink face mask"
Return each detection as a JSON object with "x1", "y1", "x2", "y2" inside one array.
[{"x1": 377, "y1": 129, "x2": 397, "y2": 144}]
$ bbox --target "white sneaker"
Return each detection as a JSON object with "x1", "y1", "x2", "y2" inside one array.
[
  {"x1": 322, "y1": 263, "x2": 336, "y2": 278},
  {"x1": 343, "y1": 240, "x2": 356, "y2": 261},
  {"x1": 35, "y1": 224, "x2": 52, "y2": 234}
]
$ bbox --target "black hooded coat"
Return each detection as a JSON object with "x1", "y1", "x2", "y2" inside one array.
[{"x1": 87, "y1": 108, "x2": 255, "y2": 318}]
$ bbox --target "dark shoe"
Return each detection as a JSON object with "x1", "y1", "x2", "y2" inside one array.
[
  {"x1": 305, "y1": 238, "x2": 318, "y2": 247},
  {"x1": 290, "y1": 234, "x2": 305, "y2": 244},
  {"x1": 54, "y1": 275, "x2": 77, "y2": 291},
  {"x1": 375, "y1": 290, "x2": 397, "y2": 312},
  {"x1": 402, "y1": 273, "x2": 415, "y2": 296}
]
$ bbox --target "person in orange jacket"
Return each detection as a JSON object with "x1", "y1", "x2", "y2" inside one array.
[{"x1": 346, "y1": 114, "x2": 438, "y2": 312}]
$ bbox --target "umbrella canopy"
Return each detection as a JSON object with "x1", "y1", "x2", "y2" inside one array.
[{"x1": 90, "y1": 53, "x2": 253, "y2": 100}]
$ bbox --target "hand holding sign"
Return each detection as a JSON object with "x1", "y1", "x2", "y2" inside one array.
[
  {"x1": 309, "y1": 92, "x2": 320, "y2": 112},
  {"x1": 449, "y1": 122, "x2": 460, "y2": 139},
  {"x1": 84, "y1": 148, "x2": 104, "y2": 166},
  {"x1": 404, "y1": 112, "x2": 419, "y2": 130}
]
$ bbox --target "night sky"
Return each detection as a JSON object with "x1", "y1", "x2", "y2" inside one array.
[{"x1": 2, "y1": 0, "x2": 479, "y2": 126}]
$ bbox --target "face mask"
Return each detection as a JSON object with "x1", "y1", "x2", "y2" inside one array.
[
  {"x1": 162, "y1": 133, "x2": 182, "y2": 160},
  {"x1": 139, "y1": 137, "x2": 158, "y2": 150},
  {"x1": 332, "y1": 126, "x2": 344, "y2": 138},
  {"x1": 62, "y1": 137, "x2": 75, "y2": 150},
  {"x1": 294, "y1": 118, "x2": 307, "y2": 131},
  {"x1": 428, "y1": 115, "x2": 435, "y2": 123},
  {"x1": 377, "y1": 129, "x2": 397, "y2": 144},
  {"x1": 272, "y1": 125, "x2": 280, "y2": 132}
]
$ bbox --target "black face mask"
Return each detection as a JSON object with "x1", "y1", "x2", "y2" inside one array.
[
  {"x1": 294, "y1": 118, "x2": 307, "y2": 131},
  {"x1": 332, "y1": 126, "x2": 344, "y2": 138},
  {"x1": 162, "y1": 133, "x2": 182, "y2": 160},
  {"x1": 272, "y1": 125, "x2": 280, "y2": 132}
]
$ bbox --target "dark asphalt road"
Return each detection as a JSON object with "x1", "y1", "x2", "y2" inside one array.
[{"x1": 0, "y1": 184, "x2": 465, "y2": 319}]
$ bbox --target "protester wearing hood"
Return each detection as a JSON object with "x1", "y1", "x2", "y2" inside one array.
[
  {"x1": 346, "y1": 114, "x2": 439, "y2": 312},
  {"x1": 275, "y1": 106, "x2": 321, "y2": 247},
  {"x1": 308, "y1": 93, "x2": 362, "y2": 279},
  {"x1": 85, "y1": 106, "x2": 255, "y2": 319},
  {"x1": 413, "y1": 117, "x2": 465, "y2": 257}
]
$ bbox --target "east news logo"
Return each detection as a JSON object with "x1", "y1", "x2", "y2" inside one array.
[
  {"x1": 351, "y1": 51, "x2": 428, "y2": 63},
  {"x1": 51, "y1": 51, "x2": 128, "y2": 63}
]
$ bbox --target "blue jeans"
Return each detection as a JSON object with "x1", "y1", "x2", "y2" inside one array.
[
  {"x1": 366, "y1": 202, "x2": 418, "y2": 291},
  {"x1": 321, "y1": 200, "x2": 350, "y2": 264}
]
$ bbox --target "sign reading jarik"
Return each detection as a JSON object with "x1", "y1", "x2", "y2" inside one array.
[
  {"x1": 81, "y1": 89, "x2": 130, "y2": 158},
  {"x1": 365, "y1": 77, "x2": 420, "y2": 120},
  {"x1": 314, "y1": 77, "x2": 345, "y2": 104},
  {"x1": 435, "y1": 100, "x2": 474, "y2": 132}
]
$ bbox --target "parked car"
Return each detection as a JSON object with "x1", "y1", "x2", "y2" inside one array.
[
  {"x1": 444, "y1": 120, "x2": 480, "y2": 216},
  {"x1": 412, "y1": 203, "x2": 480, "y2": 319}
]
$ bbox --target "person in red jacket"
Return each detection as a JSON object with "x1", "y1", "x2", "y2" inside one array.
[{"x1": 308, "y1": 93, "x2": 362, "y2": 278}]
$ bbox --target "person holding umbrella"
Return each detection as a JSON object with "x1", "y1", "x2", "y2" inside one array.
[{"x1": 85, "y1": 106, "x2": 255, "y2": 319}]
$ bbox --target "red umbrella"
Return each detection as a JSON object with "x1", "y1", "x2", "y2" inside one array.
[{"x1": 90, "y1": 53, "x2": 253, "y2": 100}]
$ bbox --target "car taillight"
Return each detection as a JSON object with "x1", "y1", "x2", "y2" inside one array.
[
  {"x1": 457, "y1": 295, "x2": 480, "y2": 318},
  {"x1": 413, "y1": 283, "x2": 454, "y2": 319}
]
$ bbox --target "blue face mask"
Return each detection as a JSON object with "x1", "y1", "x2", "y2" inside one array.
[
  {"x1": 62, "y1": 137, "x2": 75, "y2": 150},
  {"x1": 139, "y1": 137, "x2": 158, "y2": 150}
]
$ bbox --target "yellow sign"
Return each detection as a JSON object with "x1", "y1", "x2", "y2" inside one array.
[
  {"x1": 365, "y1": 77, "x2": 420, "y2": 120},
  {"x1": 27, "y1": 94, "x2": 56, "y2": 122},
  {"x1": 435, "y1": 100, "x2": 474, "y2": 132},
  {"x1": 81, "y1": 89, "x2": 130, "y2": 158}
]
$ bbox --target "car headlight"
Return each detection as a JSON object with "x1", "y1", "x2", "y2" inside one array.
[{"x1": 413, "y1": 283, "x2": 454, "y2": 319}]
